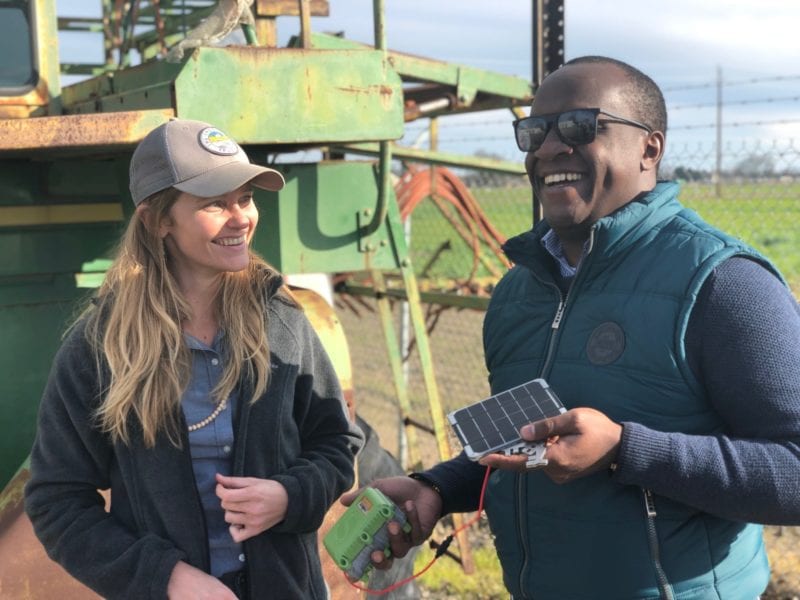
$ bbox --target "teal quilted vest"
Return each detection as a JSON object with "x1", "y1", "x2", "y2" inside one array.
[{"x1": 483, "y1": 182, "x2": 775, "y2": 600}]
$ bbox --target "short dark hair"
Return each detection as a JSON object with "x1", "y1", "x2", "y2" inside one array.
[{"x1": 563, "y1": 56, "x2": 667, "y2": 136}]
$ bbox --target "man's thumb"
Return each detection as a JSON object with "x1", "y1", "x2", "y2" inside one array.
[{"x1": 521, "y1": 416, "x2": 558, "y2": 441}]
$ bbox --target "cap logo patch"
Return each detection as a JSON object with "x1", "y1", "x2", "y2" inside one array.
[{"x1": 198, "y1": 127, "x2": 239, "y2": 156}]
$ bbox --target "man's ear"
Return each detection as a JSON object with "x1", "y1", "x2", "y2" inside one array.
[{"x1": 641, "y1": 130, "x2": 665, "y2": 172}]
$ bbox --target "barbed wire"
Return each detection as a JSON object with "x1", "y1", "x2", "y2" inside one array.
[
  {"x1": 663, "y1": 74, "x2": 800, "y2": 92},
  {"x1": 670, "y1": 95, "x2": 800, "y2": 110},
  {"x1": 671, "y1": 117, "x2": 800, "y2": 130}
]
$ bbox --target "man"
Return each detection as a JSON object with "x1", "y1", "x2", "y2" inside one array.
[{"x1": 343, "y1": 56, "x2": 800, "y2": 599}]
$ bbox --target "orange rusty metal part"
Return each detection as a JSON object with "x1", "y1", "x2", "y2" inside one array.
[
  {"x1": 0, "y1": 109, "x2": 174, "y2": 153},
  {"x1": 0, "y1": 287, "x2": 360, "y2": 599},
  {"x1": 0, "y1": 76, "x2": 51, "y2": 120},
  {"x1": 291, "y1": 286, "x2": 355, "y2": 421},
  {"x1": 0, "y1": 467, "x2": 102, "y2": 599}
]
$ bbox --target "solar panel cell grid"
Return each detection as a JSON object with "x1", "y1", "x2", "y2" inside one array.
[{"x1": 447, "y1": 379, "x2": 566, "y2": 461}]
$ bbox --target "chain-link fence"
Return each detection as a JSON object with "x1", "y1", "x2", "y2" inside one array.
[{"x1": 336, "y1": 139, "x2": 800, "y2": 598}]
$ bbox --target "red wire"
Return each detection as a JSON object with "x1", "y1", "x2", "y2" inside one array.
[{"x1": 346, "y1": 465, "x2": 493, "y2": 595}]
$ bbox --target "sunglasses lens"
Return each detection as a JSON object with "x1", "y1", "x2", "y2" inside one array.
[
  {"x1": 515, "y1": 117, "x2": 549, "y2": 152},
  {"x1": 557, "y1": 110, "x2": 597, "y2": 146}
]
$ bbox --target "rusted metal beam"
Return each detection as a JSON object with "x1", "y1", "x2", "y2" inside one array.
[
  {"x1": 0, "y1": 109, "x2": 173, "y2": 153},
  {"x1": 0, "y1": 203, "x2": 123, "y2": 227},
  {"x1": 255, "y1": 0, "x2": 329, "y2": 16}
]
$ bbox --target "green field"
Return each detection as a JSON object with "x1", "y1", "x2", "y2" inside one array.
[{"x1": 406, "y1": 181, "x2": 800, "y2": 291}]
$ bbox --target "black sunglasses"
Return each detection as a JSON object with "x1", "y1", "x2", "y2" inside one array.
[{"x1": 512, "y1": 108, "x2": 653, "y2": 153}]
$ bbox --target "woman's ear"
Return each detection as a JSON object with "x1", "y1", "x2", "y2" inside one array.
[
  {"x1": 641, "y1": 130, "x2": 665, "y2": 173},
  {"x1": 136, "y1": 204, "x2": 170, "y2": 238}
]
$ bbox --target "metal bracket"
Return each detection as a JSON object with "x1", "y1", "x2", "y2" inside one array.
[{"x1": 502, "y1": 441, "x2": 549, "y2": 469}]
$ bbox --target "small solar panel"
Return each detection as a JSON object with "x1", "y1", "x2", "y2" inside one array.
[{"x1": 447, "y1": 378, "x2": 566, "y2": 461}]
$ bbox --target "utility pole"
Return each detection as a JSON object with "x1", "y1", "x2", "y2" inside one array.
[{"x1": 715, "y1": 65, "x2": 723, "y2": 197}]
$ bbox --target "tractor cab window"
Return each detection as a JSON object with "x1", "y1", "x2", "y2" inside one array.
[{"x1": 0, "y1": 0, "x2": 36, "y2": 91}]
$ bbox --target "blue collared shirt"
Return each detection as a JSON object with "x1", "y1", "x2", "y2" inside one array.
[
  {"x1": 183, "y1": 331, "x2": 243, "y2": 577},
  {"x1": 540, "y1": 228, "x2": 586, "y2": 278}
]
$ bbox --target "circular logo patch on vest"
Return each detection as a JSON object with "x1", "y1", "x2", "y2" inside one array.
[
  {"x1": 586, "y1": 321, "x2": 626, "y2": 365},
  {"x1": 198, "y1": 127, "x2": 239, "y2": 156}
]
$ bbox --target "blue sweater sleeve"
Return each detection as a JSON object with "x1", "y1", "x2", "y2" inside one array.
[
  {"x1": 418, "y1": 451, "x2": 486, "y2": 515},
  {"x1": 615, "y1": 257, "x2": 800, "y2": 524}
]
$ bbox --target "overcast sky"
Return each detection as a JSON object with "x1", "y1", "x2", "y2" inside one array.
[{"x1": 58, "y1": 0, "x2": 800, "y2": 165}]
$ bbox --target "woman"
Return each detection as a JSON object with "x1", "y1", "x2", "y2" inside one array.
[{"x1": 24, "y1": 119, "x2": 363, "y2": 600}]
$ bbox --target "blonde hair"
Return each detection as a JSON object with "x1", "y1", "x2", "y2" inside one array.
[{"x1": 84, "y1": 187, "x2": 286, "y2": 447}]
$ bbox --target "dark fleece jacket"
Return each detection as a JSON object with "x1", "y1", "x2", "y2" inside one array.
[{"x1": 25, "y1": 287, "x2": 363, "y2": 600}]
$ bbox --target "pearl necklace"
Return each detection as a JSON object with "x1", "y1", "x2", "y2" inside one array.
[{"x1": 187, "y1": 399, "x2": 227, "y2": 432}]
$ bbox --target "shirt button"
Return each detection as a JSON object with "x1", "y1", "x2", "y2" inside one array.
[
  {"x1": 211, "y1": 357, "x2": 219, "y2": 366},
  {"x1": 223, "y1": 445, "x2": 232, "y2": 454},
  {"x1": 239, "y1": 553, "x2": 246, "y2": 562}
]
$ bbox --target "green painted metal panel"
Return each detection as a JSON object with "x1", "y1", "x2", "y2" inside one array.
[
  {"x1": 0, "y1": 275, "x2": 88, "y2": 486},
  {"x1": 309, "y1": 32, "x2": 534, "y2": 102},
  {"x1": 62, "y1": 47, "x2": 405, "y2": 145},
  {"x1": 0, "y1": 159, "x2": 125, "y2": 205},
  {"x1": 174, "y1": 48, "x2": 404, "y2": 144},
  {"x1": 0, "y1": 226, "x2": 121, "y2": 278},
  {"x1": 252, "y1": 161, "x2": 399, "y2": 273}
]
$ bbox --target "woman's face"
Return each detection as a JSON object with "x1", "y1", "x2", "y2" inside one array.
[{"x1": 159, "y1": 184, "x2": 258, "y2": 284}]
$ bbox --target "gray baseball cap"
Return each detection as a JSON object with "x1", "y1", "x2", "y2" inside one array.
[{"x1": 129, "y1": 118, "x2": 285, "y2": 205}]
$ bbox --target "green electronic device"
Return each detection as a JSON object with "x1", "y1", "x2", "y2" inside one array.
[{"x1": 324, "y1": 487, "x2": 411, "y2": 581}]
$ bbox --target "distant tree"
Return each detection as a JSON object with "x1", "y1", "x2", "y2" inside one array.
[
  {"x1": 672, "y1": 166, "x2": 710, "y2": 182},
  {"x1": 463, "y1": 149, "x2": 525, "y2": 188},
  {"x1": 733, "y1": 153, "x2": 776, "y2": 178}
]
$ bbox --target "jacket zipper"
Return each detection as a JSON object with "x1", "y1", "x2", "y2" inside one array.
[{"x1": 642, "y1": 488, "x2": 675, "y2": 600}]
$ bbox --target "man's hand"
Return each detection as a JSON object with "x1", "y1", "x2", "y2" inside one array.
[
  {"x1": 340, "y1": 476, "x2": 443, "y2": 570},
  {"x1": 167, "y1": 561, "x2": 237, "y2": 600},
  {"x1": 215, "y1": 474, "x2": 288, "y2": 543},
  {"x1": 480, "y1": 407, "x2": 622, "y2": 483}
]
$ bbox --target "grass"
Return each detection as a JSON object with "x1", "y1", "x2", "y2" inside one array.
[
  {"x1": 414, "y1": 537, "x2": 508, "y2": 599},
  {"x1": 407, "y1": 180, "x2": 800, "y2": 291}
]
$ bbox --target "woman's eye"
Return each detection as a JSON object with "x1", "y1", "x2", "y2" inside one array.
[{"x1": 204, "y1": 201, "x2": 225, "y2": 212}]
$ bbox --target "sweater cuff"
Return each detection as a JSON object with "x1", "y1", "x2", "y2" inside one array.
[{"x1": 613, "y1": 421, "x2": 673, "y2": 485}]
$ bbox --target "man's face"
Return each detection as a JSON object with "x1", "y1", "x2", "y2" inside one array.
[{"x1": 525, "y1": 63, "x2": 654, "y2": 241}]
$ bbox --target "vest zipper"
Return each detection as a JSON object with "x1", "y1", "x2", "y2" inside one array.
[
  {"x1": 514, "y1": 226, "x2": 598, "y2": 597},
  {"x1": 642, "y1": 488, "x2": 675, "y2": 600},
  {"x1": 538, "y1": 226, "x2": 596, "y2": 378}
]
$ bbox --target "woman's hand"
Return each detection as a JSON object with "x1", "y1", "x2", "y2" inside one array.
[
  {"x1": 215, "y1": 474, "x2": 289, "y2": 542},
  {"x1": 167, "y1": 561, "x2": 237, "y2": 599}
]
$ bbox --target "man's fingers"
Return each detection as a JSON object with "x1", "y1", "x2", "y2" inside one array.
[
  {"x1": 339, "y1": 486, "x2": 365, "y2": 506},
  {"x1": 370, "y1": 548, "x2": 393, "y2": 571},
  {"x1": 521, "y1": 412, "x2": 574, "y2": 441},
  {"x1": 402, "y1": 500, "x2": 427, "y2": 546},
  {"x1": 479, "y1": 452, "x2": 529, "y2": 472}
]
